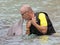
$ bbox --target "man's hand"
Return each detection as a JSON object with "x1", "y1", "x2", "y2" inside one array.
[
  {"x1": 26, "y1": 30, "x2": 30, "y2": 35},
  {"x1": 31, "y1": 17, "x2": 37, "y2": 25}
]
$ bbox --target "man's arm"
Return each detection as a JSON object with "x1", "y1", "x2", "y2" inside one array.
[
  {"x1": 26, "y1": 28, "x2": 30, "y2": 35},
  {"x1": 32, "y1": 23, "x2": 47, "y2": 34},
  {"x1": 31, "y1": 13, "x2": 48, "y2": 34},
  {"x1": 26, "y1": 21, "x2": 31, "y2": 35}
]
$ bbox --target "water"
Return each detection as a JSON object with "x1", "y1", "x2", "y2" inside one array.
[{"x1": 0, "y1": 0, "x2": 60, "y2": 45}]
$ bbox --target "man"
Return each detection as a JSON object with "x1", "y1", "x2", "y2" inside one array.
[{"x1": 20, "y1": 4, "x2": 56, "y2": 36}]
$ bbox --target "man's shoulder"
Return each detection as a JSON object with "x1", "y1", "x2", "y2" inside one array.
[{"x1": 35, "y1": 12, "x2": 48, "y2": 16}]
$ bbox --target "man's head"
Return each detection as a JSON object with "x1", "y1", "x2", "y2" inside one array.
[{"x1": 20, "y1": 4, "x2": 34, "y2": 20}]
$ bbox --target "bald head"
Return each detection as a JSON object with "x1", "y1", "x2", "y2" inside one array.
[
  {"x1": 20, "y1": 4, "x2": 34, "y2": 20},
  {"x1": 20, "y1": 4, "x2": 33, "y2": 14}
]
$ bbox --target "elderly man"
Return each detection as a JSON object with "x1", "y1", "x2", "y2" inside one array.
[{"x1": 20, "y1": 4, "x2": 56, "y2": 36}]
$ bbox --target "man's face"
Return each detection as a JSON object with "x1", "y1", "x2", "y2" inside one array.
[{"x1": 21, "y1": 10, "x2": 32, "y2": 20}]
